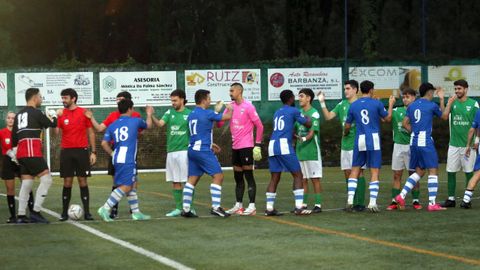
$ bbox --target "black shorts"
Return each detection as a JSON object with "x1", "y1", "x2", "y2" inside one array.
[
  {"x1": 60, "y1": 148, "x2": 91, "y2": 178},
  {"x1": 232, "y1": 147, "x2": 254, "y2": 167},
  {"x1": 1, "y1": 155, "x2": 20, "y2": 180},
  {"x1": 18, "y1": 157, "x2": 49, "y2": 176},
  {"x1": 107, "y1": 156, "x2": 115, "y2": 176}
]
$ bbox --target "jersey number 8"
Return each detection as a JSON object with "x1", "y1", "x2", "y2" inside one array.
[{"x1": 360, "y1": 109, "x2": 370, "y2": 125}]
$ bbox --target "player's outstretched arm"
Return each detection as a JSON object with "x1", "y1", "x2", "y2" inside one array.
[
  {"x1": 221, "y1": 103, "x2": 233, "y2": 121},
  {"x1": 101, "y1": 140, "x2": 113, "y2": 157},
  {"x1": 145, "y1": 105, "x2": 154, "y2": 129},
  {"x1": 441, "y1": 95, "x2": 457, "y2": 120},
  {"x1": 151, "y1": 115, "x2": 165, "y2": 128},
  {"x1": 84, "y1": 110, "x2": 107, "y2": 132},
  {"x1": 402, "y1": 116, "x2": 412, "y2": 133},
  {"x1": 435, "y1": 87, "x2": 446, "y2": 113},
  {"x1": 317, "y1": 91, "x2": 337, "y2": 120},
  {"x1": 383, "y1": 95, "x2": 396, "y2": 123},
  {"x1": 296, "y1": 129, "x2": 315, "y2": 143}
]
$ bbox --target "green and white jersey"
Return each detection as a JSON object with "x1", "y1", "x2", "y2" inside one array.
[
  {"x1": 295, "y1": 107, "x2": 320, "y2": 161},
  {"x1": 161, "y1": 108, "x2": 191, "y2": 153},
  {"x1": 449, "y1": 98, "x2": 479, "y2": 147},
  {"x1": 332, "y1": 100, "x2": 355, "y2": 151},
  {"x1": 392, "y1": 107, "x2": 410, "y2": 145}
]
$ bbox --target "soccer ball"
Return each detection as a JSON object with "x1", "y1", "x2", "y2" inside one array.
[{"x1": 68, "y1": 204, "x2": 84, "y2": 220}]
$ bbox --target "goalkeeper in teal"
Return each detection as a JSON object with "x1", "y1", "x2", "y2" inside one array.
[
  {"x1": 318, "y1": 80, "x2": 367, "y2": 211},
  {"x1": 440, "y1": 79, "x2": 479, "y2": 208},
  {"x1": 152, "y1": 89, "x2": 192, "y2": 217},
  {"x1": 295, "y1": 88, "x2": 323, "y2": 213}
]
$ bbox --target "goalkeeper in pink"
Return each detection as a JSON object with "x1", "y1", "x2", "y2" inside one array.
[{"x1": 218, "y1": 83, "x2": 264, "y2": 215}]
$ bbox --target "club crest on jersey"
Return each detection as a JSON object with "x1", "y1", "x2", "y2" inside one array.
[
  {"x1": 64, "y1": 119, "x2": 70, "y2": 125},
  {"x1": 5, "y1": 138, "x2": 10, "y2": 144},
  {"x1": 171, "y1": 115, "x2": 175, "y2": 119},
  {"x1": 466, "y1": 106, "x2": 471, "y2": 111},
  {"x1": 240, "y1": 108, "x2": 245, "y2": 114},
  {"x1": 183, "y1": 115, "x2": 188, "y2": 120}
]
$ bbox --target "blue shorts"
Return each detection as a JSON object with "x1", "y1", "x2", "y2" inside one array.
[
  {"x1": 113, "y1": 163, "x2": 137, "y2": 186},
  {"x1": 352, "y1": 149, "x2": 382, "y2": 168},
  {"x1": 409, "y1": 145, "x2": 438, "y2": 169},
  {"x1": 188, "y1": 149, "x2": 222, "y2": 177},
  {"x1": 268, "y1": 154, "x2": 301, "y2": 173},
  {"x1": 474, "y1": 152, "x2": 480, "y2": 172}
]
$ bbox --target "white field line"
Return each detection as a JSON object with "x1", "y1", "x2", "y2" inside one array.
[{"x1": 0, "y1": 194, "x2": 194, "y2": 270}]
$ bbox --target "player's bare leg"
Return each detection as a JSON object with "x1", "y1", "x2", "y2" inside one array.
[{"x1": 461, "y1": 171, "x2": 480, "y2": 208}]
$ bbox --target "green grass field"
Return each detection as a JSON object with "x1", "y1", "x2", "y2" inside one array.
[{"x1": 1, "y1": 165, "x2": 480, "y2": 270}]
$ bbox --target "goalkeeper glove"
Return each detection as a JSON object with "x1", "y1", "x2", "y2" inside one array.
[
  {"x1": 6, "y1": 147, "x2": 19, "y2": 165},
  {"x1": 253, "y1": 144, "x2": 262, "y2": 161}
]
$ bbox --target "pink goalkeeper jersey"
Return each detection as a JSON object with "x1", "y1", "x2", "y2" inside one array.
[{"x1": 219, "y1": 100, "x2": 264, "y2": 150}]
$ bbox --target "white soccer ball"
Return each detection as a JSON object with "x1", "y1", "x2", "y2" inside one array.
[{"x1": 68, "y1": 204, "x2": 84, "y2": 220}]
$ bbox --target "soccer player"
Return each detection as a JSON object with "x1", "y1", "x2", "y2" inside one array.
[
  {"x1": 0, "y1": 112, "x2": 34, "y2": 223},
  {"x1": 387, "y1": 88, "x2": 422, "y2": 210},
  {"x1": 218, "y1": 83, "x2": 264, "y2": 216},
  {"x1": 181, "y1": 89, "x2": 233, "y2": 218},
  {"x1": 395, "y1": 83, "x2": 449, "y2": 211},
  {"x1": 56, "y1": 88, "x2": 96, "y2": 221},
  {"x1": 440, "y1": 79, "x2": 478, "y2": 208},
  {"x1": 295, "y1": 88, "x2": 322, "y2": 213},
  {"x1": 12, "y1": 88, "x2": 58, "y2": 223},
  {"x1": 151, "y1": 89, "x2": 192, "y2": 217},
  {"x1": 344, "y1": 80, "x2": 395, "y2": 212},
  {"x1": 318, "y1": 80, "x2": 367, "y2": 211},
  {"x1": 86, "y1": 91, "x2": 141, "y2": 218},
  {"x1": 265, "y1": 89, "x2": 312, "y2": 216},
  {"x1": 97, "y1": 99, "x2": 153, "y2": 222},
  {"x1": 459, "y1": 109, "x2": 480, "y2": 209}
]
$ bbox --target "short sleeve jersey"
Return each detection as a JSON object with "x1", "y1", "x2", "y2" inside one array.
[
  {"x1": 161, "y1": 108, "x2": 191, "y2": 153},
  {"x1": 449, "y1": 98, "x2": 479, "y2": 147},
  {"x1": 346, "y1": 97, "x2": 388, "y2": 151},
  {"x1": 0, "y1": 128, "x2": 12, "y2": 155},
  {"x1": 57, "y1": 106, "x2": 92, "y2": 148},
  {"x1": 392, "y1": 107, "x2": 411, "y2": 145},
  {"x1": 332, "y1": 100, "x2": 356, "y2": 151},
  {"x1": 268, "y1": 105, "x2": 308, "y2": 156},
  {"x1": 188, "y1": 107, "x2": 223, "y2": 152},
  {"x1": 295, "y1": 107, "x2": 321, "y2": 161},
  {"x1": 103, "y1": 116, "x2": 147, "y2": 165},
  {"x1": 406, "y1": 98, "x2": 442, "y2": 147}
]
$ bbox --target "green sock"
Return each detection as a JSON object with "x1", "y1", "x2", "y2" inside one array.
[
  {"x1": 314, "y1": 193, "x2": 322, "y2": 205},
  {"x1": 173, "y1": 189, "x2": 182, "y2": 210},
  {"x1": 412, "y1": 189, "x2": 420, "y2": 200},
  {"x1": 303, "y1": 193, "x2": 309, "y2": 205},
  {"x1": 466, "y1": 172, "x2": 474, "y2": 188},
  {"x1": 447, "y1": 172, "x2": 456, "y2": 198},
  {"x1": 391, "y1": 188, "x2": 401, "y2": 199},
  {"x1": 355, "y1": 176, "x2": 366, "y2": 206}
]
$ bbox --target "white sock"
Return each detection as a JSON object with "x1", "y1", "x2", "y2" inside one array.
[
  {"x1": 33, "y1": 174, "x2": 53, "y2": 212},
  {"x1": 235, "y1": 202, "x2": 243, "y2": 208},
  {"x1": 248, "y1": 203, "x2": 255, "y2": 209},
  {"x1": 266, "y1": 192, "x2": 276, "y2": 211},
  {"x1": 427, "y1": 175, "x2": 439, "y2": 206},
  {"x1": 182, "y1": 183, "x2": 195, "y2": 212},
  {"x1": 448, "y1": 196, "x2": 455, "y2": 201},
  {"x1": 18, "y1": 179, "x2": 34, "y2": 215},
  {"x1": 347, "y1": 178, "x2": 357, "y2": 204},
  {"x1": 293, "y1": 189, "x2": 304, "y2": 209}
]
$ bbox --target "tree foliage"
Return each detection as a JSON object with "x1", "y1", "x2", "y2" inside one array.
[{"x1": 0, "y1": 0, "x2": 479, "y2": 67}]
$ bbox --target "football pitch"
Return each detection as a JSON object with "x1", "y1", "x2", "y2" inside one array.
[{"x1": 1, "y1": 165, "x2": 480, "y2": 270}]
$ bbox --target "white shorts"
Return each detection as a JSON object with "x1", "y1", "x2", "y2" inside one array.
[
  {"x1": 300, "y1": 160, "x2": 323, "y2": 179},
  {"x1": 341, "y1": 150, "x2": 367, "y2": 170},
  {"x1": 166, "y1": 151, "x2": 188, "y2": 182},
  {"x1": 391, "y1": 143, "x2": 411, "y2": 171},
  {"x1": 446, "y1": 146, "x2": 476, "y2": 173}
]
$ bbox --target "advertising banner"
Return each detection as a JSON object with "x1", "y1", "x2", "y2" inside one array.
[
  {"x1": 428, "y1": 65, "x2": 480, "y2": 96},
  {"x1": 267, "y1": 68, "x2": 342, "y2": 100},
  {"x1": 15, "y1": 72, "x2": 94, "y2": 106},
  {"x1": 99, "y1": 71, "x2": 177, "y2": 104}
]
